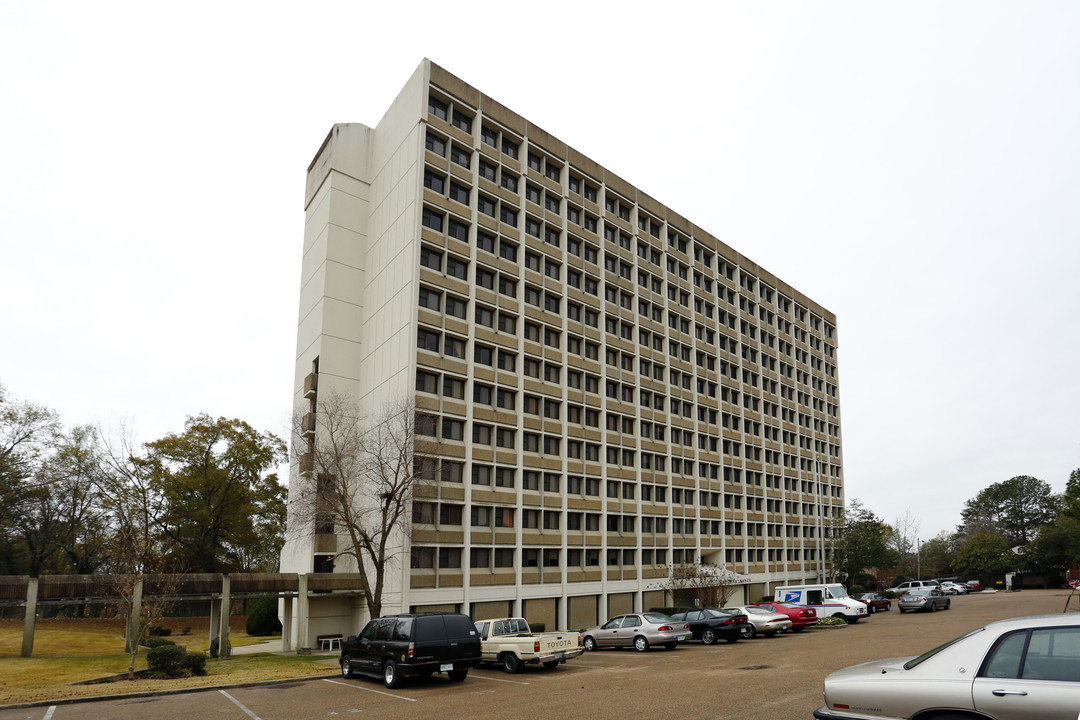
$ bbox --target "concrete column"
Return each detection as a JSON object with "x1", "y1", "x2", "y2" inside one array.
[
  {"x1": 218, "y1": 575, "x2": 231, "y2": 659},
  {"x1": 281, "y1": 596, "x2": 293, "y2": 652},
  {"x1": 209, "y1": 598, "x2": 221, "y2": 652},
  {"x1": 21, "y1": 578, "x2": 38, "y2": 657},
  {"x1": 296, "y1": 573, "x2": 311, "y2": 655},
  {"x1": 557, "y1": 594, "x2": 567, "y2": 631},
  {"x1": 125, "y1": 578, "x2": 143, "y2": 654},
  {"x1": 512, "y1": 596, "x2": 522, "y2": 618}
]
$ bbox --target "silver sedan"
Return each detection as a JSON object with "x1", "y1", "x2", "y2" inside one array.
[
  {"x1": 898, "y1": 587, "x2": 951, "y2": 613},
  {"x1": 726, "y1": 605, "x2": 793, "y2": 638},
  {"x1": 815, "y1": 613, "x2": 1080, "y2": 720},
  {"x1": 581, "y1": 612, "x2": 690, "y2": 652}
]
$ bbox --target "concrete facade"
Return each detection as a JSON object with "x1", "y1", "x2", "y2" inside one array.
[{"x1": 281, "y1": 60, "x2": 844, "y2": 638}]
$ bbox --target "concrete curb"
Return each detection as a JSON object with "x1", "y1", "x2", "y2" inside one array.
[{"x1": 0, "y1": 672, "x2": 342, "y2": 711}]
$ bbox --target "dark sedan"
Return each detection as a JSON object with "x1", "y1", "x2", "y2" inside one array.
[
  {"x1": 855, "y1": 592, "x2": 891, "y2": 614},
  {"x1": 668, "y1": 607, "x2": 750, "y2": 644}
]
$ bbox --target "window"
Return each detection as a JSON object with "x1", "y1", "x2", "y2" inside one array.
[
  {"x1": 500, "y1": 171, "x2": 518, "y2": 192},
  {"x1": 451, "y1": 144, "x2": 470, "y2": 168},
  {"x1": 415, "y1": 370, "x2": 438, "y2": 394},
  {"x1": 446, "y1": 255, "x2": 468, "y2": 279},
  {"x1": 447, "y1": 219, "x2": 469, "y2": 243},
  {"x1": 442, "y1": 376, "x2": 465, "y2": 399},
  {"x1": 476, "y1": 267, "x2": 495, "y2": 290},
  {"x1": 425, "y1": 131, "x2": 446, "y2": 157},
  {"x1": 481, "y1": 125, "x2": 498, "y2": 147},
  {"x1": 478, "y1": 195, "x2": 496, "y2": 217},
  {"x1": 500, "y1": 206, "x2": 517, "y2": 227},
  {"x1": 473, "y1": 383, "x2": 493, "y2": 405},
  {"x1": 474, "y1": 344, "x2": 493, "y2": 366},
  {"x1": 438, "y1": 547, "x2": 461, "y2": 569},
  {"x1": 428, "y1": 95, "x2": 448, "y2": 120},
  {"x1": 421, "y1": 209, "x2": 444, "y2": 234},
  {"x1": 499, "y1": 240, "x2": 518, "y2": 262},
  {"x1": 449, "y1": 182, "x2": 470, "y2": 206},
  {"x1": 445, "y1": 295, "x2": 467, "y2": 319},
  {"x1": 452, "y1": 109, "x2": 472, "y2": 133},
  {"x1": 441, "y1": 417, "x2": 464, "y2": 440},
  {"x1": 502, "y1": 137, "x2": 518, "y2": 158},
  {"x1": 417, "y1": 328, "x2": 440, "y2": 352},
  {"x1": 496, "y1": 428, "x2": 515, "y2": 449},
  {"x1": 423, "y1": 170, "x2": 445, "y2": 194},
  {"x1": 418, "y1": 287, "x2": 441, "y2": 311},
  {"x1": 477, "y1": 230, "x2": 496, "y2": 254}
]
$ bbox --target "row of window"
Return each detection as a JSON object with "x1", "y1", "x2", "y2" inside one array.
[{"x1": 411, "y1": 543, "x2": 816, "y2": 570}]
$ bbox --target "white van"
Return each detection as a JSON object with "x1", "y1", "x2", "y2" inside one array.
[{"x1": 773, "y1": 583, "x2": 868, "y2": 623}]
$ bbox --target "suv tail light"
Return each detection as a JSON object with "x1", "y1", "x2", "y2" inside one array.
[{"x1": 407, "y1": 642, "x2": 414, "y2": 659}]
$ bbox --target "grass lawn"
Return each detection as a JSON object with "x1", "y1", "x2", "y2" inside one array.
[{"x1": 0, "y1": 617, "x2": 339, "y2": 706}]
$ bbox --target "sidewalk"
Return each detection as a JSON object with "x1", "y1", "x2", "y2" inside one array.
[{"x1": 229, "y1": 639, "x2": 340, "y2": 657}]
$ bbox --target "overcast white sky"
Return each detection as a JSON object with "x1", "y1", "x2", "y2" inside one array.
[{"x1": 2, "y1": 1, "x2": 1078, "y2": 541}]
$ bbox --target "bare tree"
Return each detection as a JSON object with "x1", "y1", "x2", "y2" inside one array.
[
  {"x1": 658, "y1": 562, "x2": 742, "y2": 609},
  {"x1": 891, "y1": 509, "x2": 922, "y2": 579},
  {"x1": 291, "y1": 392, "x2": 429, "y2": 619}
]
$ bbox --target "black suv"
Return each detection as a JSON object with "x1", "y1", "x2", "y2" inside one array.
[{"x1": 339, "y1": 612, "x2": 482, "y2": 688}]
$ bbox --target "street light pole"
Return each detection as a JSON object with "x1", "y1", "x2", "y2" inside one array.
[{"x1": 916, "y1": 538, "x2": 921, "y2": 579}]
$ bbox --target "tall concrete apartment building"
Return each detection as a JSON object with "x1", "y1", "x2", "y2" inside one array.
[{"x1": 281, "y1": 60, "x2": 843, "y2": 634}]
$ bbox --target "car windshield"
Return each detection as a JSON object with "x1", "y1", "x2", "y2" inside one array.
[
  {"x1": 903, "y1": 628, "x2": 985, "y2": 670},
  {"x1": 642, "y1": 613, "x2": 671, "y2": 623},
  {"x1": 826, "y1": 584, "x2": 849, "y2": 599},
  {"x1": 906, "y1": 588, "x2": 931, "y2": 597}
]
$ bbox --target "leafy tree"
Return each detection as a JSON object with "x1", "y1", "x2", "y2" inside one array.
[
  {"x1": 290, "y1": 393, "x2": 425, "y2": 619},
  {"x1": 137, "y1": 415, "x2": 287, "y2": 573},
  {"x1": 829, "y1": 499, "x2": 898, "y2": 585},
  {"x1": 917, "y1": 531, "x2": 959, "y2": 579},
  {"x1": 960, "y1": 475, "x2": 1060, "y2": 546},
  {"x1": 951, "y1": 533, "x2": 1015, "y2": 578}
]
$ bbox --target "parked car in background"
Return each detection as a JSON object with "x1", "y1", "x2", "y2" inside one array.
[
  {"x1": 727, "y1": 605, "x2": 792, "y2": 638},
  {"x1": 473, "y1": 617, "x2": 582, "y2": 673},
  {"x1": 855, "y1": 593, "x2": 891, "y2": 614},
  {"x1": 939, "y1": 581, "x2": 969, "y2": 595},
  {"x1": 749, "y1": 601, "x2": 818, "y2": 631},
  {"x1": 967, "y1": 579, "x2": 983, "y2": 591},
  {"x1": 814, "y1": 613, "x2": 1080, "y2": 720},
  {"x1": 898, "y1": 587, "x2": 951, "y2": 613},
  {"x1": 668, "y1": 608, "x2": 750, "y2": 644},
  {"x1": 887, "y1": 579, "x2": 941, "y2": 595},
  {"x1": 581, "y1": 612, "x2": 690, "y2": 652},
  {"x1": 340, "y1": 612, "x2": 481, "y2": 688}
]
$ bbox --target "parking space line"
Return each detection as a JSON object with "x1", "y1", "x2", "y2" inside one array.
[
  {"x1": 220, "y1": 690, "x2": 263, "y2": 720},
  {"x1": 43, "y1": 708, "x2": 56, "y2": 720},
  {"x1": 466, "y1": 673, "x2": 530, "y2": 685},
  {"x1": 322, "y1": 678, "x2": 418, "y2": 701}
]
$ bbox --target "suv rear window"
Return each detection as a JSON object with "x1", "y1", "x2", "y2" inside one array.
[
  {"x1": 444, "y1": 614, "x2": 478, "y2": 639},
  {"x1": 413, "y1": 615, "x2": 444, "y2": 642}
]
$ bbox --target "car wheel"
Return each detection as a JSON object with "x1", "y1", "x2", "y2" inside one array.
[
  {"x1": 542, "y1": 660, "x2": 560, "y2": 669},
  {"x1": 701, "y1": 629, "x2": 717, "y2": 645},
  {"x1": 502, "y1": 653, "x2": 523, "y2": 674},
  {"x1": 340, "y1": 657, "x2": 354, "y2": 678},
  {"x1": 886, "y1": 602, "x2": 891, "y2": 611},
  {"x1": 633, "y1": 635, "x2": 650, "y2": 652},
  {"x1": 929, "y1": 602, "x2": 937, "y2": 612},
  {"x1": 945, "y1": 600, "x2": 951, "y2": 610},
  {"x1": 742, "y1": 625, "x2": 757, "y2": 639},
  {"x1": 447, "y1": 669, "x2": 468, "y2": 682},
  {"x1": 383, "y1": 660, "x2": 402, "y2": 689},
  {"x1": 867, "y1": 605, "x2": 875, "y2": 614},
  {"x1": 583, "y1": 636, "x2": 597, "y2": 652}
]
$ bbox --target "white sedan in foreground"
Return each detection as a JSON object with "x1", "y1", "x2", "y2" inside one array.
[{"x1": 814, "y1": 613, "x2": 1080, "y2": 720}]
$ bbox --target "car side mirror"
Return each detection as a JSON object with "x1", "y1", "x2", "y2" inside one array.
[{"x1": 347, "y1": 635, "x2": 357, "y2": 643}]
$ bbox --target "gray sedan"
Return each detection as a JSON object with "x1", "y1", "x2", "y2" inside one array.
[
  {"x1": 815, "y1": 613, "x2": 1080, "y2": 720},
  {"x1": 581, "y1": 612, "x2": 691, "y2": 652},
  {"x1": 898, "y1": 587, "x2": 951, "y2": 613}
]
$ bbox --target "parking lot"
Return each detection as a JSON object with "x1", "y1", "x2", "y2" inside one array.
[{"x1": 2, "y1": 589, "x2": 1075, "y2": 720}]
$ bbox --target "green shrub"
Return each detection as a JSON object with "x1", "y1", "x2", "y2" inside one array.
[
  {"x1": 181, "y1": 652, "x2": 208, "y2": 676},
  {"x1": 816, "y1": 616, "x2": 848, "y2": 627},
  {"x1": 246, "y1": 597, "x2": 283, "y2": 636},
  {"x1": 529, "y1": 622, "x2": 545, "y2": 632},
  {"x1": 849, "y1": 584, "x2": 866, "y2": 595},
  {"x1": 143, "y1": 636, "x2": 176, "y2": 649},
  {"x1": 148, "y1": 625, "x2": 172, "y2": 637},
  {"x1": 147, "y1": 644, "x2": 188, "y2": 678}
]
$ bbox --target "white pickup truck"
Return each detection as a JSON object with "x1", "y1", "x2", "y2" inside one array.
[{"x1": 473, "y1": 618, "x2": 584, "y2": 673}]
